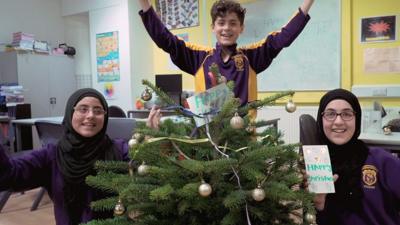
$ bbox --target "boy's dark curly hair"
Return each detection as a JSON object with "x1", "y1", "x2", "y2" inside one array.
[{"x1": 211, "y1": 0, "x2": 246, "y2": 25}]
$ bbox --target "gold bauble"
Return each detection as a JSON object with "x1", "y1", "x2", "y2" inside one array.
[
  {"x1": 137, "y1": 163, "x2": 149, "y2": 176},
  {"x1": 285, "y1": 99, "x2": 297, "y2": 113},
  {"x1": 305, "y1": 213, "x2": 316, "y2": 223},
  {"x1": 198, "y1": 181, "x2": 212, "y2": 197},
  {"x1": 230, "y1": 112, "x2": 244, "y2": 129},
  {"x1": 114, "y1": 199, "x2": 125, "y2": 216},
  {"x1": 128, "y1": 138, "x2": 137, "y2": 148},
  {"x1": 251, "y1": 186, "x2": 266, "y2": 202}
]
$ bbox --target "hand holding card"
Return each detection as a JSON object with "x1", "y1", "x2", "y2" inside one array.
[{"x1": 302, "y1": 145, "x2": 335, "y2": 194}]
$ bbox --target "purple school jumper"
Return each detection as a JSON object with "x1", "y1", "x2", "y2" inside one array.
[
  {"x1": 0, "y1": 139, "x2": 129, "y2": 225},
  {"x1": 317, "y1": 147, "x2": 400, "y2": 225},
  {"x1": 139, "y1": 7, "x2": 310, "y2": 106}
]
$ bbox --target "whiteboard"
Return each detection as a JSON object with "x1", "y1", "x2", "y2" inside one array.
[{"x1": 238, "y1": 0, "x2": 341, "y2": 91}]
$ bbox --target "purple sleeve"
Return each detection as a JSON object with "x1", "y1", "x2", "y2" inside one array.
[
  {"x1": 139, "y1": 7, "x2": 208, "y2": 75},
  {"x1": 0, "y1": 145, "x2": 53, "y2": 192},
  {"x1": 241, "y1": 8, "x2": 310, "y2": 73},
  {"x1": 112, "y1": 139, "x2": 130, "y2": 161},
  {"x1": 379, "y1": 150, "x2": 400, "y2": 200}
]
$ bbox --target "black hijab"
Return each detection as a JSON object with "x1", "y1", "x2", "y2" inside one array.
[
  {"x1": 56, "y1": 88, "x2": 121, "y2": 225},
  {"x1": 316, "y1": 89, "x2": 369, "y2": 211}
]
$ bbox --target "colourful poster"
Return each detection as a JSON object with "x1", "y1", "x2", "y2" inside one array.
[
  {"x1": 104, "y1": 83, "x2": 115, "y2": 99},
  {"x1": 155, "y1": 0, "x2": 199, "y2": 30},
  {"x1": 96, "y1": 31, "x2": 120, "y2": 82}
]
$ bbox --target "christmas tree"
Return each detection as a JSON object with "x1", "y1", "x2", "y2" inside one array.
[{"x1": 84, "y1": 79, "x2": 316, "y2": 225}]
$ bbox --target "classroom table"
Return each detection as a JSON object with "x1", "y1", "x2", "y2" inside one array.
[
  {"x1": 11, "y1": 117, "x2": 63, "y2": 152},
  {"x1": 359, "y1": 132, "x2": 400, "y2": 153},
  {"x1": 127, "y1": 109, "x2": 178, "y2": 119}
]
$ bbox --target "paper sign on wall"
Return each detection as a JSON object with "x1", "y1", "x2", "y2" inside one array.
[
  {"x1": 186, "y1": 83, "x2": 233, "y2": 127},
  {"x1": 303, "y1": 145, "x2": 335, "y2": 193}
]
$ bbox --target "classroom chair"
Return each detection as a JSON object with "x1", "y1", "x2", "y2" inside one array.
[
  {"x1": 108, "y1": 105, "x2": 126, "y2": 118},
  {"x1": 299, "y1": 114, "x2": 322, "y2": 146}
]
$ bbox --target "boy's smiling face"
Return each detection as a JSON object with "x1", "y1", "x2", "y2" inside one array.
[{"x1": 212, "y1": 11, "x2": 244, "y2": 47}]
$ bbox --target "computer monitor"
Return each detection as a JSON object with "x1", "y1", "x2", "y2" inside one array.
[{"x1": 155, "y1": 74, "x2": 182, "y2": 105}]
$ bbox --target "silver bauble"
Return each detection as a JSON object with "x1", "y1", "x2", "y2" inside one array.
[
  {"x1": 198, "y1": 182, "x2": 212, "y2": 197},
  {"x1": 128, "y1": 138, "x2": 137, "y2": 148},
  {"x1": 230, "y1": 112, "x2": 244, "y2": 129},
  {"x1": 137, "y1": 163, "x2": 149, "y2": 176},
  {"x1": 114, "y1": 199, "x2": 125, "y2": 215},
  {"x1": 141, "y1": 88, "x2": 152, "y2": 101},
  {"x1": 251, "y1": 186, "x2": 266, "y2": 202},
  {"x1": 285, "y1": 99, "x2": 297, "y2": 113}
]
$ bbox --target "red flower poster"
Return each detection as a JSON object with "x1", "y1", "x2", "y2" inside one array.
[{"x1": 361, "y1": 15, "x2": 396, "y2": 43}]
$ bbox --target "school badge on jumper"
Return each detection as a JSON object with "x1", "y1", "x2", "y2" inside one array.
[
  {"x1": 362, "y1": 165, "x2": 377, "y2": 188},
  {"x1": 233, "y1": 55, "x2": 244, "y2": 71}
]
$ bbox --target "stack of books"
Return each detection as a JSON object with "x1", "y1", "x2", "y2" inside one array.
[
  {"x1": 12, "y1": 32, "x2": 35, "y2": 51},
  {"x1": 0, "y1": 85, "x2": 25, "y2": 107}
]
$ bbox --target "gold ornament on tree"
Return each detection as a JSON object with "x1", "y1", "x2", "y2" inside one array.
[
  {"x1": 141, "y1": 87, "x2": 152, "y2": 101},
  {"x1": 128, "y1": 138, "x2": 137, "y2": 148},
  {"x1": 198, "y1": 180, "x2": 212, "y2": 197},
  {"x1": 285, "y1": 99, "x2": 297, "y2": 113},
  {"x1": 251, "y1": 185, "x2": 266, "y2": 202},
  {"x1": 137, "y1": 162, "x2": 149, "y2": 176},
  {"x1": 230, "y1": 112, "x2": 244, "y2": 129},
  {"x1": 305, "y1": 213, "x2": 316, "y2": 224},
  {"x1": 114, "y1": 199, "x2": 125, "y2": 216}
]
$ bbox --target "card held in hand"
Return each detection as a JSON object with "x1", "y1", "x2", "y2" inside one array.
[{"x1": 303, "y1": 145, "x2": 335, "y2": 193}]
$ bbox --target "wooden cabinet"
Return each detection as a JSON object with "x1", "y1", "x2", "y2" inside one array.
[{"x1": 0, "y1": 51, "x2": 76, "y2": 117}]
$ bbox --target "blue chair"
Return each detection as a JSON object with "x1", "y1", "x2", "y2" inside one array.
[{"x1": 106, "y1": 118, "x2": 136, "y2": 141}]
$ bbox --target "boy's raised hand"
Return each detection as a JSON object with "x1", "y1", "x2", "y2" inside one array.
[
  {"x1": 138, "y1": 0, "x2": 151, "y2": 12},
  {"x1": 300, "y1": 0, "x2": 315, "y2": 15}
]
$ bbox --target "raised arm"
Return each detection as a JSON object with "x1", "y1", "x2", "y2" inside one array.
[
  {"x1": 300, "y1": 0, "x2": 314, "y2": 15},
  {"x1": 138, "y1": 0, "x2": 151, "y2": 12}
]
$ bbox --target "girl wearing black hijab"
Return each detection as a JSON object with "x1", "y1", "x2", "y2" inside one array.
[
  {"x1": 0, "y1": 88, "x2": 129, "y2": 225},
  {"x1": 314, "y1": 88, "x2": 400, "y2": 225}
]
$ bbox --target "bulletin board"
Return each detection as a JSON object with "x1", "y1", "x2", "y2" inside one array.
[{"x1": 239, "y1": 0, "x2": 341, "y2": 91}]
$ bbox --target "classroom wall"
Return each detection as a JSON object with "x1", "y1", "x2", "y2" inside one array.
[
  {"x1": 144, "y1": 0, "x2": 400, "y2": 107},
  {"x1": 0, "y1": 0, "x2": 65, "y2": 50},
  {"x1": 64, "y1": 13, "x2": 91, "y2": 88},
  {"x1": 346, "y1": 0, "x2": 400, "y2": 107},
  {"x1": 89, "y1": 1, "x2": 133, "y2": 111}
]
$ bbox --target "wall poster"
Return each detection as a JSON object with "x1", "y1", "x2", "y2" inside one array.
[
  {"x1": 361, "y1": 15, "x2": 396, "y2": 43},
  {"x1": 96, "y1": 31, "x2": 120, "y2": 82},
  {"x1": 155, "y1": 0, "x2": 199, "y2": 30}
]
